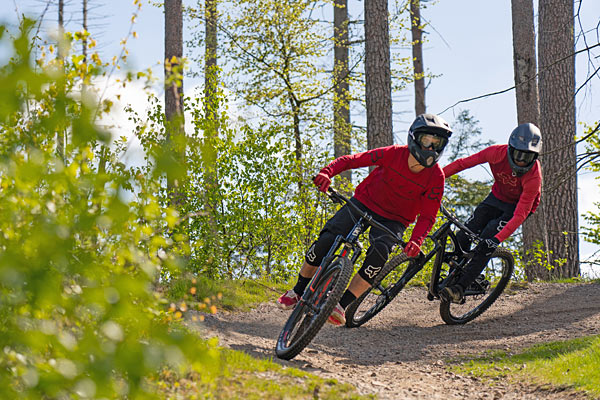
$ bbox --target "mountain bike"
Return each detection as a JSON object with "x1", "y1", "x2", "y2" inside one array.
[
  {"x1": 275, "y1": 188, "x2": 406, "y2": 360},
  {"x1": 344, "y1": 203, "x2": 514, "y2": 327}
]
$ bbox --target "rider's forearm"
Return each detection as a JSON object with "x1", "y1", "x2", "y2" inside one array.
[
  {"x1": 495, "y1": 207, "x2": 530, "y2": 242},
  {"x1": 443, "y1": 154, "x2": 482, "y2": 177},
  {"x1": 496, "y1": 189, "x2": 538, "y2": 242},
  {"x1": 409, "y1": 212, "x2": 436, "y2": 246}
]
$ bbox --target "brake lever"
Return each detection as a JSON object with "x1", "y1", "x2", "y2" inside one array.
[{"x1": 326, "y1": 187, "x2": 343, "y2": 204}]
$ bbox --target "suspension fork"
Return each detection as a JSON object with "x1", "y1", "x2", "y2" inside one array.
[{"x1": 427, "y1": 223, "x2": 453, "y2": 298}]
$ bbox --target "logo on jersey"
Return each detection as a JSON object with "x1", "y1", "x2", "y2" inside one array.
[
  {"x1": 427, "y1": 186, "x2": 442, "y2": 201},
  {"x1": 363, "y1": 264, "x2": 382, "y2": 279},
  {"x1": 497, "y1": 171, "x2": 517, "y2": 187},
  {"x1": 370, "y1": 149, "x2": 384, "y2": 164}
]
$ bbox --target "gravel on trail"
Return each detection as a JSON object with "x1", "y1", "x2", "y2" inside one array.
[{"x1": 195, "y1": 282, "x2": 600, "y2": 399}]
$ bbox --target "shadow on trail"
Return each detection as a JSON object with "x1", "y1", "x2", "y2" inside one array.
[
  {"x1": 195, "y1": 283, "x2": 600, "y2": 369},
  {"x1": 317, "y1": 283, "x2": 600, "y2": 366}
]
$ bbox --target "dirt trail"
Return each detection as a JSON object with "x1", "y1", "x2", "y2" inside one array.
[{"x1": 195, "y1": 282, "x2": 600, "y2": 399}]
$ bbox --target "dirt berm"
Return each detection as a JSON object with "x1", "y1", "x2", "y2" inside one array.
[{"x1": 197, "y1": 282, "x2": 600, "y2": 399}]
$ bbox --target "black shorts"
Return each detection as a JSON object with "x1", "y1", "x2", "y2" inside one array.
[{"x1": 305, "y1": 197, "x2": 406, "y2": 274}]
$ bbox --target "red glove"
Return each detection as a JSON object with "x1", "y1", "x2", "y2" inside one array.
[
  {"x1": 313, "y1": 173, "x2": 331, "y2": 193},
  {"x1": 403, "y1": 240, "x2": 421, "y2": 258}
]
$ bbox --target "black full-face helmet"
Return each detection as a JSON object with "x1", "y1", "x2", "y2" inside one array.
[
  {"x1": 507, "y1": 123, "x2": 542, "y2": 176},
  {"x1": 408, "y1": 113, "x2": 453, "y2": 168}
]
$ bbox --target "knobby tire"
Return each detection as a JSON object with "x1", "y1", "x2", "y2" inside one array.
[
  {"x1": 439, "y1": 247, "x2": 514, "y2": 325},
  {"x1": 275, "y1": 256, "x2": 353, "y2": 360}
]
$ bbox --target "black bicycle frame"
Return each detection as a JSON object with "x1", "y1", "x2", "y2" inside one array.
[
  {"x1": 373, "y1": 204, "x2": 480, "y2": 303},
  {"x1": 303, "y1": 217, "x2": 364, "y2": 309},
  {"x1": 301, "y1": 188, "x2": 405, "y2": 309}
]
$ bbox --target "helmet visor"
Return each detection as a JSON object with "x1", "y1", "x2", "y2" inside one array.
[
  {"x1": 416, "y1": 133, "x2": 447, "y2": 152},
  {"x1": 511, "y1": 149, "x2": 537, "y2": 165}
]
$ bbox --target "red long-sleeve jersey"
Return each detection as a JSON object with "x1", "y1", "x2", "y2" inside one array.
[
  {"x1": 443, "y1": 144, "x2": 542, "y2": 242},
  {"x1": 319, "y1": 145, "x2": 444, "y2": 246}
]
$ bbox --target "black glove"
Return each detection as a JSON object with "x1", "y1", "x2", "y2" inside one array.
[{"x1": 474, "y1": 236, "x2": 500, "y2": 257}]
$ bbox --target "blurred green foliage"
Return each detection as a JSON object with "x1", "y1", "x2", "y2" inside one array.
[{"x1": 0, "y1": 20, "x2": 218, "y2": 399}]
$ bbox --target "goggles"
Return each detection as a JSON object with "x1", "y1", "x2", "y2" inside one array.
[
  {"x1": 415, "y1": 133, "x2": 447, "y2": 152},
  {"x1": 511, "y1": 148, "x2": 537, "y2": 164}
]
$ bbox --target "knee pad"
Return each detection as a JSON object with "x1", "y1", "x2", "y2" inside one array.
[
  {"x1": 358, "y1": 264, "x2": 383, "y2": 284},
  {"x1": 304, "y1": 231, "x2": 336, "y2": 266},
  {"x1": 357, "y1": 241, "x2": 391, "y2": 284}
]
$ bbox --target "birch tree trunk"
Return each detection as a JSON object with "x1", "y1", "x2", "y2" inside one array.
[{"x1": 57, "y1": 0, "x2": 65, "y2": 161}]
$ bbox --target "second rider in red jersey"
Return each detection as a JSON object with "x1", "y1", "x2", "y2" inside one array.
[{"x1": 440, "y1": 123, "x2": 543, "y2": 303}]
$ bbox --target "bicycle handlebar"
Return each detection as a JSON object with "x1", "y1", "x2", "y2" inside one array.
[
  {"x1": 325, "y1": 188, "x2": 482, "y2": 249},
  {"x1": 326, "y1": 187, "x2": 407, "y2": 248},
  {"x1": 439, "y1": 203, "x2": 480, "y2": 242}
]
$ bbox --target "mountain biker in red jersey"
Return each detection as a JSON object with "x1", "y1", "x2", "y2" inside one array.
[
  {"x1": 440, "y1": 123, "x2": 542, "y2": 303},
  {"x1": 276, "y1": 114, "x2": 453, "y2": 325}
]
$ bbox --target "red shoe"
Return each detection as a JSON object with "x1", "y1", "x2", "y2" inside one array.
[
  {"x1": 276, "y1": 289, "x2": 300, "y2": 310},
  {"x1": 327, "y1": 303, "x2": 346, "y2": 326}
]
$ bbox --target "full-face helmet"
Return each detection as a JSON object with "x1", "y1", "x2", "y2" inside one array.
[
  {"x1": 507, "y1": 123, "x2": 542, "y2": 176},
  {"x1": 407, "y1": 113, "x2": 453, "y2": 168}
]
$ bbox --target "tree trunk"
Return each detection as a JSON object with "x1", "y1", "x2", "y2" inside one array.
[
  {"x1": 290, "y1": 95, "x2": 303, "y2": 193},
  {"x1": 205, "y1": 0, "x2": 218, "y2": 122},
  {"x1": 364, "y1": 0, "x2": 393, "y2": 150},
  {"x1": 164, "y1": 0, "x2": 186, "y2": 209},
  {"x1": 410, "y1": 0, "x2": 425, "y2": 116},
  {"x1": 538, "y1": 0, "x2": 579, "y2": 278},
  {"x1": 82, "y1": 0, "x2": 88, "y2": 62},
  {"x1": 333, "y1": 0, "x2": 351, "y2": 185},
  {"x1": 203, "y1": 0, "x2": 219, "y2": 238},
  {"x1": 511, "y1": 0, "x2": 548, "y2": 280},
  {"x1": 57, "y1": 0, "x2": 65, "y2": 161}
]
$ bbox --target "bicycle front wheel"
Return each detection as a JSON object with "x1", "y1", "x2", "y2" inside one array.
[
  {"x1": 344, "y1": 253, "x2": 411, "y2": 328},
  {"x1": 275, "y1": 256, "x2": 352, "y2": 360},
  {"x1": 439, "y1": 247, "x2": 514, "y2": 325}
]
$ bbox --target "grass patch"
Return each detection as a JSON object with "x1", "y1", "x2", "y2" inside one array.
[
  {"x1": 502, "y1": 279, "x2": 529, "y2": 295},
  {"x1": 453, "y1": 335, "x2": 600, "y2": 397},
  {"x1": 166, "y1": 276, "x2": 291, "y2": 311},
  {"x1": 154, "y1": 345, "x2": 372, "y2": 399},
  {"x1": 158, "y1": 278, "x2": 370, "y2": 398}
]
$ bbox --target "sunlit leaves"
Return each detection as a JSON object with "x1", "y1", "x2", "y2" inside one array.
[{"x1": 0, "y1": 21, "x2": 217, "y2": 399}]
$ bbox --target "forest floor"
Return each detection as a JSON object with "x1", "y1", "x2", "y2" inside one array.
[{"x1": 194, "y1": 282, "x2": 600, "y2": 399}]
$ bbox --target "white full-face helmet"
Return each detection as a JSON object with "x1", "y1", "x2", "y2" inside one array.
[{"x1": 507, "y1": 123, "x2": 542, "y2": 176}]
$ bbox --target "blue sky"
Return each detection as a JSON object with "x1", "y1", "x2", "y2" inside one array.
[{"x1": 3, "y1": 0, "x2": 599, "y2": 272}]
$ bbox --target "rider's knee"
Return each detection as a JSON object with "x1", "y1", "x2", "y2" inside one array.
[
  {"x1": 357, "y1": 263, "x2": 382, "y2": 284},
  {"x1": 304, "y1": 231, "x2": 336, "y2": 266}
]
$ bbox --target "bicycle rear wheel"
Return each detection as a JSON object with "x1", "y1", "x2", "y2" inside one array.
[
  {"x1": 344, "y1": 253, "x2": 411, "y2": 328},
  {"x1": 439, "y1": 248, "x2": 514, "y2": 325},
  {"x1": 275, "y1": 256, "x2": 352, "y2": 360}
]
